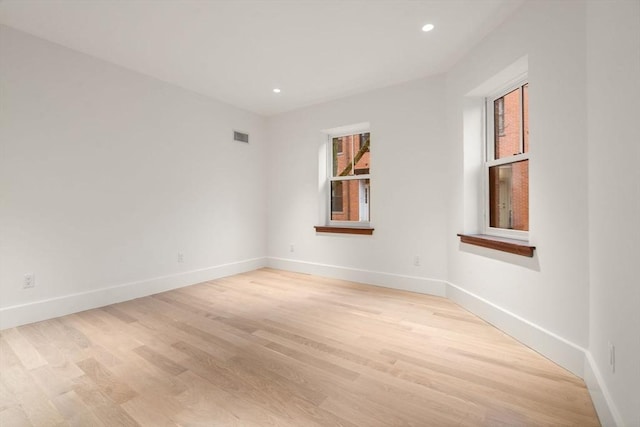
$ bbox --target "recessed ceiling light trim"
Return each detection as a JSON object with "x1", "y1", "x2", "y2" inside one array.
[
  {"x1": 422, "y1": 23, "x2": 435, "y2": 32},
  {"x1": 273, "y1": 88, "x2": 281, "y2": 93}
]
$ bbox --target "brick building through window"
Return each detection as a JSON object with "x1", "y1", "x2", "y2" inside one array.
[
  {"x1": 488, "y1": 83, "x2": 529, "y2": 232},
  {"x1": 331, "y1": 132, "x2": 370, "y2": 222}
]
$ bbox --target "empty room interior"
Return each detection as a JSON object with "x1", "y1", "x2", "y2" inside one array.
[{"x1": 1, "y1": 0, "x2": 639, "y2": 426}]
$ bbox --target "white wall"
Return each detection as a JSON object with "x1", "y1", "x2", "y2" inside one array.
[
  {"x1": 266, "y1": 77, "x2": 449, "y2": 295},
  {"x1": 0, "y1": 25, "x2": 267, "y2": 328},
  {"x1": 2, "y1": 2, "x2": 639, "y2": 424},
  {"x1": 446, "y1": 1, "x2": 590, "y2": 373},
  {"x1": 586, "y1": 1, "x2": 640, "y2": 425},
  {"x1": 265, "y1": 13, "x2": 639, "y2": 425}
]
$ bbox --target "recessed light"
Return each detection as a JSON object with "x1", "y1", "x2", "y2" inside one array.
[
  {"x1": 273, "y1": 88, "x2": 281, "y2": 94},
  {"x1": 422, "y1": 23, "x2": 435, "y2": 32}
]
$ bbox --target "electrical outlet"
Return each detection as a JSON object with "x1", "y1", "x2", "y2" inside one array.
[
  {"x1": 23, "y1": 273, "x2": 35, "y2": 289},
  {"x1": 177, "y1": 252, "x2": 184, "y2": 263},
  {"x1": 609, "y1": 342, "x2": 615, "y2": 373},
  {"x1": 290, "y1": 244, "x2": 295, "y2": 253},
  {"x1": 413, "y1": 256, "x2": 421, "y2": 266}
]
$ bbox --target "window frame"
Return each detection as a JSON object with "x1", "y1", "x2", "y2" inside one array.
[
  {"x1": 484, "y1": 78, "x2": 529, "y2": 240},
  {"x1": 327, "y1": 128, "x2": 371, "y2": 228}
]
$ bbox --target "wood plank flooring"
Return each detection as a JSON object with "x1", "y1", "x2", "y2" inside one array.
[{"x1": 0, "y1": 268, "x2": 600, "y2": 426}]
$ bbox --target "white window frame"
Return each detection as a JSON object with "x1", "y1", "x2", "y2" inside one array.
[
  {"x1": 484, "y1": 77, "x2": 529, "y2": 240},
  {"x1": 327, "y1": 127, "x2": 371, "y2": 228}
]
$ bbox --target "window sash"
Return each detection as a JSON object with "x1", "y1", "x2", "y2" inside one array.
[
  {"x1": 328, "y1": 178, "x2": 370, "y2": 225},
  {"x1": 327, "y1": 132, "x2": 370, "y2": 226},
  {"x1": 486, "y1": 152, "x2": 529, "y2": 168},
  {"x1": 485, "y1": 153, "x2": 529, "y2": 238},
  {"x1": 329, "y1": 174, "x2": 370, "y2": 182},
  {"x1": 484, "y1": 80, "x2": 529, "y2": 239},
  {"x1": 486, "y1": 80, "x2": 527, "y2": 164}
]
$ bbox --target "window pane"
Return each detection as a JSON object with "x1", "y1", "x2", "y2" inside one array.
[
  {"x1": 489, "y1": 160, "x2": 529, "y2": 231},
  {"x1": 331, "y1": 179, "x2": 370, "y2": 222},
  {"x1": 332, "y1": 133, "x2": 370, "y2": 177},
  {"x1": 331, "y1": 181, "x2": 343, "y2": 212},
  {"x1": 494, "y1": 87, "x2": 521, "y2": 159}
]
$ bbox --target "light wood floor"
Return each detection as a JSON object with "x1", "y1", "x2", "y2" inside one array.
[{"x1": 0, "y1": 268, "x2": 599, "y2": 426}]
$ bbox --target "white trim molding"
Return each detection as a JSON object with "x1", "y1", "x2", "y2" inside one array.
[
  {"x1": 267, "y1": 258, "x2": 584, "y2": 376},
  {"x1": 584, "y1": 352, "x2": 623, "y2": 427},
  {"x1": 0, "y1": 260, "x2": 621, "y2": 426},
  {"x1": 444, "y1": 280, "x2": 622, "y2": 425},
  {"x1": 267, "y1": 257, "x2": 447, "y2": 297},
  {"x1": 445, "y1": 281, "x2": 586, "y2": 377},
  {"x1": 0, "y1": 257, "x2": 267, "y2": 330},
  {"x1": 269, "y1": 261, "x2": 620, "y2": 425}
]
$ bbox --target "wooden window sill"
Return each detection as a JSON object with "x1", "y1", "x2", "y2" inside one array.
[
  {"x1": 457, "y1": 233, "x2": 535, "y2": 257},
  {"x1": 314, "y1": 226, "x2": 374, "y2": 235}
]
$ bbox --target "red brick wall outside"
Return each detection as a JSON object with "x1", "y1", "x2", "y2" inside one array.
[
  {"x1": 490, "y1": 85, "x2": 529, "y2": 231},
  {"x1": 332, "y1": 133, "x2": 370, "y2": 221}
]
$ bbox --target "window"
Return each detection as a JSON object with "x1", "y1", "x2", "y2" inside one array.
[
  {"x1": 486, "y1": 81, "x2": 529, "y2": 238},
  {"x1": 457, "y1": 57, "x2": 533, "y2": 255},
  {"x1": 329, "y1": 131, "x2": 370, "y2": 224}
]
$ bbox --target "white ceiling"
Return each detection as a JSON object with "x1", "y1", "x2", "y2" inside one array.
[{"x1": 0, "y1": 0, "x2": 523, "y2": 116}]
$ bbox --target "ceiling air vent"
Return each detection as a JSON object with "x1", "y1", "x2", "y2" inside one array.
[{"x1": 233, "y1": 130, "x2": 249, "y2": 143}]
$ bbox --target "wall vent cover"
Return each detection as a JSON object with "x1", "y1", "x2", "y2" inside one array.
[{"x1": 233, "y1": 130, "x2": 249, "y2": 143}]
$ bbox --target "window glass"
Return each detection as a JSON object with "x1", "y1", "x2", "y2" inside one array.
[
  {"x1": 331, "y1": 181, "x2": 343, "y2": 212},
  {"x1": 494, "y1": 87, "x2": 522, "y2": 159},
  {"x1": 329, "y1": 131, "x2": 370, "y2": 223},
  {"x1": 331, "y1": 179, "x2": 370, "y2": 221},
  {"x1": 487, "y1": 81, "x2": 529, "y2": 236},
  {"x1": 332, "y1": 133, "x2": 370, "y2": 177},
  {"x1": 489, "y1": 160, "x2": 529, "y2": 231}
]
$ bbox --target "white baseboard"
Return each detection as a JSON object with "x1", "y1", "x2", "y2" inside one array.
[
  {"x1": 584, "y1": 352, "x2": 623, "y2": 427},
  {"x1": 446, "y1": 281, "x2": 622, "y2": 425},
  {"x1": 0, "y1": 257, "x2": 267, "y2": 330},
  {"x1": 0, "y1": 258, "x2": 621, "y2": 426},
  {"x1": 267, "y1": 257, "x2": 447, "y2": 297},
  {"x1": 267, "y1": 262, "x2": 622, "y2": 425},
  {"x1": 445, "y1": 281, "x2": 586, "y2": 377},
  {"x1": 267, "y1": 258, "x2": 586, "y2": 376}
]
